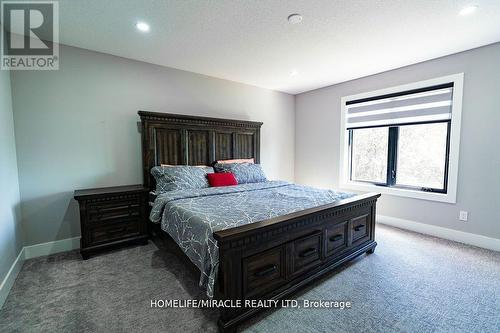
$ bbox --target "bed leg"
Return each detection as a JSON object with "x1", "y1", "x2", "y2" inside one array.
[
  {"x1": 365, "y1": 241, "x2": 377, "y2": 254},
  {"x1": 366, "y1": 246, "x2": 376, "y2": 254}
]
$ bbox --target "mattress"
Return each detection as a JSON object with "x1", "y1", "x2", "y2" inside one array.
[{"x1": 150, "y1": 180, "x2": 354, "y2": 297}]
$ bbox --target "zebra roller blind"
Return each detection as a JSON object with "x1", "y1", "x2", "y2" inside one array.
[{"x1": 346, "y1": 83, "x2": 454, "y2": 129}]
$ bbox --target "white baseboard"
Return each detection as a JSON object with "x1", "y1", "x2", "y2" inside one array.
[
  {"x1": 1, "y1": 236, "x2": 81, "y2": 309},
  {"x1": 24, "y1": 237, "x2": 81, "y2": 259},
  {"x1": 0, "y1": 248, "x2": 25, "y2": 309},
  {"x1": 377, "y1": 215, "x2": 500, "y2": 252}
]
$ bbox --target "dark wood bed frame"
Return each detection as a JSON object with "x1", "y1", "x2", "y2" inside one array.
[{"x1": 138, "y1": 111, "x2": 380, "y2": 332}]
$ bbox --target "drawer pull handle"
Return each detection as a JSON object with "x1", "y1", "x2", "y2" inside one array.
[
  {"x1": 299, "y1": 248, "x2": 317, "y2": 258},
  {"x1": 330, "y1": 234, "x2": 343, "y2": 242},
  {"x1": 354, "y1": 225, "x2": 365, "y2": 232},
  {"x1": 254, "y1": 265, "x2": 278, "y2": 277},
  {"x1": 109, "y1": 227, "x2": 126, "y2": 234}
]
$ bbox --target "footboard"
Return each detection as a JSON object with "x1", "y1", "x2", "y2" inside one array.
[{"x1": 213, "y1": 192, "x2": 381, "y2": 332}]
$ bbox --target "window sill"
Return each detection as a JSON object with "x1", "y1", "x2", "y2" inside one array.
[{"x1": 340, "y1": 181, "x2": 456, "y2": 204}]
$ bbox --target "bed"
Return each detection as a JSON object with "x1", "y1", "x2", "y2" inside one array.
[{"x1": 139, "y1": 111, "x2": 380, "y2": 332}]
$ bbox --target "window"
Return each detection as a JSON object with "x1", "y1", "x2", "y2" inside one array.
[
  {"x1": 340, "y1": 74, "x2": 463, "y2": 203},
  {"x1": 396, "y1": 122, "x2": 448, "y2": 190},
  {"x1": 350, "y1": 127, "x2": 388, "y2": 184}
]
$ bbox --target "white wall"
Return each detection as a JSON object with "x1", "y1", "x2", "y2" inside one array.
[
  {"x1": 11, "y1": 45, "x2": 295, "y2": 246},
  {"x1": 0, "y1": 69, "x2": 23, "y2": 293},
  {"x1": 295, "y1": 42, "x2": 500, "y2": 239}
]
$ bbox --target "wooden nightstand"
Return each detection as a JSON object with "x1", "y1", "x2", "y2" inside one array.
[{"x1": 74, "y1": 185, "x2": 149, "y2": 260}]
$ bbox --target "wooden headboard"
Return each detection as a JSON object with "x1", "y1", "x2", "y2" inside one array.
[{"x1": 138, "y1": 111, "x2": 263, "y2": 189}]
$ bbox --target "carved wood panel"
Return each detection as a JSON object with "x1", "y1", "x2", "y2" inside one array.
[
  {"x1": 155, "y1": 128, "x2": 183, "y2": 165},
  {"x1": 215, "y1": 132, "x2": 233, "y2": 161},
  {"x1": 235, "y1": 133, "x2": 255, "y2": 159},
  {"x1": 187, "y1": 130, "x2": 211, "y2": 165}
]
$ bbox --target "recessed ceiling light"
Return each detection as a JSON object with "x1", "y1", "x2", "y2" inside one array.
[
  {"x1": 290, "y1": 70, "x2": 299, "y2": 77},
  {"x1": 136, "y1": 21, "x2": 150, "y2": 32},
  {"x1": 287, "y1": 14, "x2": 303, "y2": 24},
  {"x1": 459, "y1": 4, "x2": 478, "y2": 16}
]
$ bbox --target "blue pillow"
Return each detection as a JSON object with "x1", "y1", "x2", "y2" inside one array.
[
  {"x1": 213, "y1": 163, "x2": 267, "y2": 184},
  {"x1": 151, "y1": 165, "x2": 214, "y2": 193}
]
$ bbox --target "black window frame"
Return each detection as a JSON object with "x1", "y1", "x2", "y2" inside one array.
[{"x1": 348, "y1": 116, "x2": 452, "y2": 193}]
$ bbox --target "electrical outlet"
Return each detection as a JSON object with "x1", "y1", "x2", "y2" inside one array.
[{"x1": 459, "y1": 211, "x2": 468, "y2": 221}]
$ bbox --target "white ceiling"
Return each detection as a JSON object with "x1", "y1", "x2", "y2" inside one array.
[{"x1": 15, "y1": 0, "x2": 500, "y2": 94}]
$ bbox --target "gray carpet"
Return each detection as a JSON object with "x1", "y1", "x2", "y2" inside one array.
[{"x1": 1, "y1": 224, "x2": 499, "y2": 333}]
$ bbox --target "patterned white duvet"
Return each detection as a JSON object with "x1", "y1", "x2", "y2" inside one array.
[{"x1": 150, "y1": 181, "x2": 354, "y2": 297}]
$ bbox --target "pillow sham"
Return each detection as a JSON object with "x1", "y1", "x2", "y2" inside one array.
[
  {"x1": 160, "y1": 164, "x2": 209, "y2": 167},
  {"x1": 207, "y1": 172, "x2": 238, "y2": 187},
  {"x1": 213, "y1": 162, "x2": 267, "y2": 184},
  {"x1": 216, "y1": 158, "x2": 255, "y2": 164},
  {"x1": 151, "y1": 165, "x2": 214, "y2": 193}
]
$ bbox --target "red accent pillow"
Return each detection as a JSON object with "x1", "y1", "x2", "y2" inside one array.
[{"x1": 207, "y1": 172, "x2": 238, "y2": 187}]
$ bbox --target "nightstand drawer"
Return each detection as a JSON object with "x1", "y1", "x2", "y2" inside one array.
[
  {"x1": 87, "y1": 196, "x2": 141, "y2": 210},
  {"x1": 87, "y1": 200, "x2": 141, "y2": 223},
  {"x1": 89, "y1": 218, "x2": 141, "y2": 244}
]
